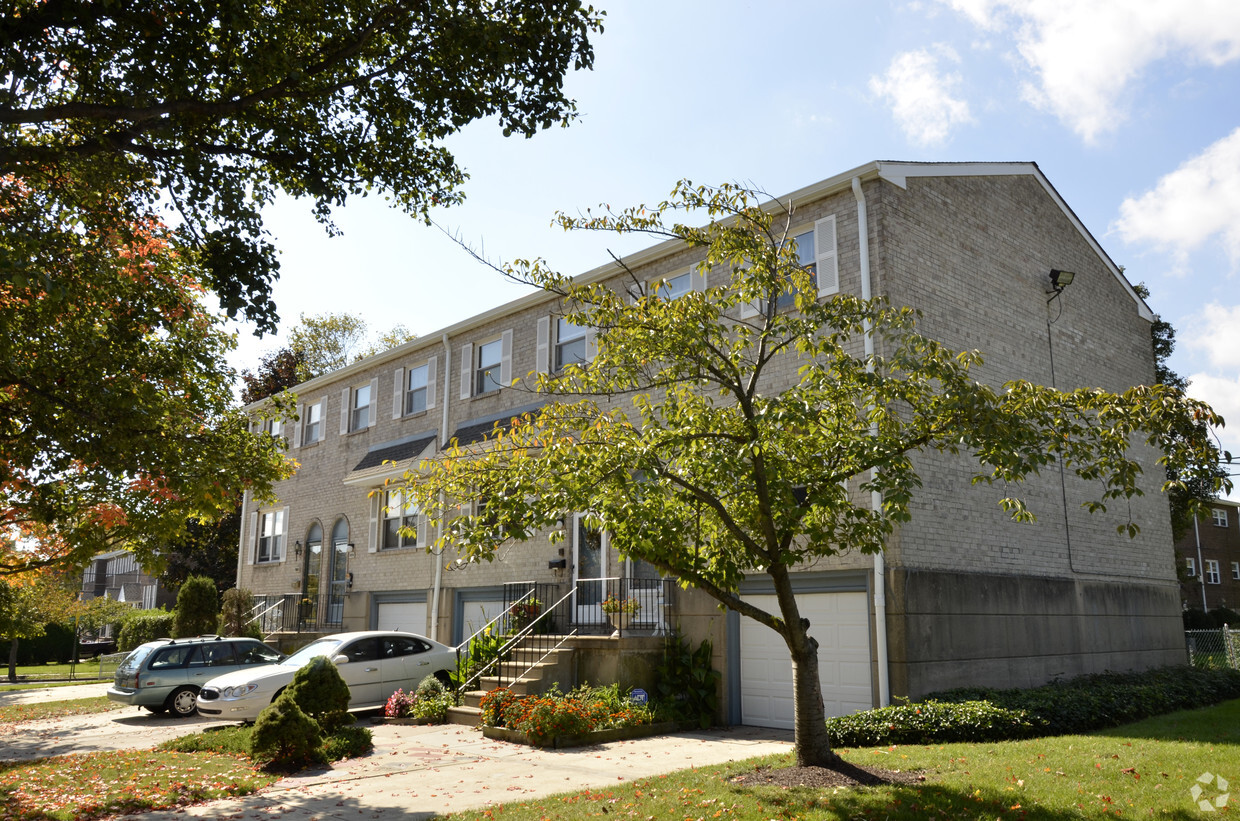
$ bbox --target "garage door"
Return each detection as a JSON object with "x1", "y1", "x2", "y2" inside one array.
[
  {"x1": 738, "y1": 591, "x2": 872, "y2": 729},
  {"x1": 376, "y1": 601, "x2": 427, "y2": 634}
]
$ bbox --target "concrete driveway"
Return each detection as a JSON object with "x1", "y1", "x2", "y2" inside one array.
[{"x1": 0, "y1": 684, "x2": 795, "y2": 819}]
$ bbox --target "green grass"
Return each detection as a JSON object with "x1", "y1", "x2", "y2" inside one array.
[
  {"x1": 6, "y1": 659, "x2": 119, "y2": 681},
  {"x1": 0, "y1": 696, "x2": 123, "y2": 724},
  {"x1": 446, "y1": 699, "x2": 1240, "y2": 820},
  {"x1": 0, "y1": 750, "x2": 275, "y2": 820},
  {"x1": 0, "y1": 680, "x2": 102, "y2": 693}
]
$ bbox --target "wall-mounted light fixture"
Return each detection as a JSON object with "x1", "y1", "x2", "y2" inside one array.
[
  {"x1": 347, "y1": 542, "x2": 356, "y2": 558},
  {"x1": 1048, "y1": 269, "x2": 1075, "y2": 298},
  {"x1": 346, "y1": 571, "x2": 354, "y2": 589},
  {"x1": 293, "y1": 540, "x2": 302, "y2": 560}
]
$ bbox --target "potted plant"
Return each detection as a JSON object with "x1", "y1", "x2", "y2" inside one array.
[{"x1": 600, "y1": 594, "x2": 640, "y2": 633}]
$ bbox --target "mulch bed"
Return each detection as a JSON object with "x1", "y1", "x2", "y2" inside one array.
[{"x1": 730, "y1": 760, "x2": 926, "y2": 789}]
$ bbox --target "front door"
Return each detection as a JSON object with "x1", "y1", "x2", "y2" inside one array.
[
  {"x1": 302, "y1": 529, "x2": 322, "y2": 627},
  {"x1": 573, "y1": 514, "x2": 606, "y2": 626},
  {"x1": 327, "y1": 529, "x2": 348, "y2": 626}
]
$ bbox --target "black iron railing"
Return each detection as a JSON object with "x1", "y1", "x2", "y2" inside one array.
[{"x1": 251, "y1": 592, "x2": 334, "y2": 635}]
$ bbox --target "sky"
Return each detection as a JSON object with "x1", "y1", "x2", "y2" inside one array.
[{"x1": 234, "y1": 0, "x2": 1240, "y2": 492}]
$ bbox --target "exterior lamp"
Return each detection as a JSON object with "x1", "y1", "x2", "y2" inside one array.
[
  {"x1": 293, "y1": 540, "x2": 302, "y2": 559},
  {"x1": 1048, "y1": 269, "x2": 1075, "y2": 293}
]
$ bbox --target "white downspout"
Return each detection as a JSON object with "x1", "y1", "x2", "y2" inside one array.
[
  {"x1": 853, "y1": 176, "x2": 890, "y2": 708},
  {"x1": 429, "y1": 333, "x2": 452, "y2": 642},
  {"x1": 1194, "y1": 515, "x2": 1207, "y2": 610}
]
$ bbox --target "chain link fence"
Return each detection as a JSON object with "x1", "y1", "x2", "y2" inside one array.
[{"x1": 1186, "y1": 627, "x2": 1240, "y2": 669}]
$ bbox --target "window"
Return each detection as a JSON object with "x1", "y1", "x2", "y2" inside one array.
[
  {"x1": 381, "y1": 489, "x2": 419, "y2": 550},
  {"x1": 555, "y1": 318, "x2": 588, "y2": 371},
  {"x1": 1187, "y1": 557, "x2": 1198, "y2": 578},
  {"x1": 350, "y1": 383, "x2": 372, "y2": 431},
  {"x1": 776, "y1": 228, "x2": 818, "y2": 311},
  {"x1": 257, "y1": 510, "x2": 285, "y2": 563},
  {"x1": 262, "y1": 418, "x2": 283, "y2": 439},
  {"x1": 1206, "y1": 559, "x2": 1221, "y2": 585},
  {"x1": 656, "y1": 271, "x2": 693, "y2": 300},
  {"x1": 1213, "y1": 508, "x2": 1229, "y2": 528},
  {"x1": 1232, "y1": 562, "x2": 1239, "y2": 580},
  {"x1": 476, "y1": 338, "x2": 504, "y2": 395},
  {"x1": 405, "y1": 364, "x2": 428, "y2": 415},
  {"x1": 303, "y1": 401, "x2": 323, "y2": 443}
]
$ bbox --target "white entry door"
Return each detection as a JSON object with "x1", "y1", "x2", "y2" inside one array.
[{"x1": 738, "y1": 591, "x2": 873, "y2": 729}]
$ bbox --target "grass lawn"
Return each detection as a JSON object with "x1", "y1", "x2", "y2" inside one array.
[
  {"x1": 445, "y1": 699, "x2": 1240, "y2": 820},
  {"x1": 6, "y1": 659, "x2": 118, "y2": 681},
  {"x1": 0, "y1": 696, "x2": 122, "y2": 724},
  {"x1": 0, "y1": 680, "x2": 101, "y2": 694}
]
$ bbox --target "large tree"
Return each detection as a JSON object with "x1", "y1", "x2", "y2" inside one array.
[
  {"x1": 403, "y1": 181, "x2": 1228, "y2": 767},
  {"x1": 0, "y1": 0, "x2": 604, "y2": 331}
]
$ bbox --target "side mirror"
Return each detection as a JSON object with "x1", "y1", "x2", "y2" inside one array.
[{"x1": 332, "y1": 654, "x2": 349, "y2": 665}]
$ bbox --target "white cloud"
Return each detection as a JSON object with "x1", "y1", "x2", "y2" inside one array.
[
  {"x1": 938, "y1": 0, "x2": 1240, "y2": 142},
  {"x1": 1185, "y1": 372, "x2": 1240, "y2": 464},
  {"x1": 1183, "y1": 302, "x2": 1240, "y2": 369},
  {"x1": 869, "y1": 46, "x2": 973, "y2": 145},
  {"x1": 1114, "y1": 129, "x2": 1240, "y2": 272}
]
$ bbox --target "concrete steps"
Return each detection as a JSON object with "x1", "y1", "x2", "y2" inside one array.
[{"x1": 446, "y1": 645, "x2": 574, "y2": 726}]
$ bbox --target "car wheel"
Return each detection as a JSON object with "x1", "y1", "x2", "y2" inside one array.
[
  {"x1": 144, "y1": 705, "x2": 167, "y2": 714},
  {"x1": 167, "y1": 686, "x2": 199, "y2": 718}
]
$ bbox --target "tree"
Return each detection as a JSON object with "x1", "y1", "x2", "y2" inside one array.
[
  {"x1": 241, "y1": 348, "x2": 309, "y2": 405},
  {"x1": 160, "y1": 509, "x2": 242, "y2": 594},
  {"x1": 287, "y1": 311, "x2": 418, "y2": 381},
  {"x1": 0, "y1": 568, "x2": 78, "y2": 681},
  {"x1": 171, "y1": 575, "x2": 219, "y2": 638},
  {"x1": 402, "y1": 181, "x2": 1229, "y2": 768},
  {"x1": 1, "y1": 1, "x2": 604, "y2": 332},
  {"x1": 1133, "y1": 283, "x2": 1231, "y2": 540},
  {"x1": 219, "y1": 588, "x2": 259, "y2": 638},
  {"x1": 0, "y1": 200, "x2": 292, "y2": 575}
]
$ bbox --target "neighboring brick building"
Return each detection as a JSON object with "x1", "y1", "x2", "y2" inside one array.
[
  {"x1": 1176, "y1": 499, "x2": 1240, "y2": 611},
  {"x1": 238, "y1": 161, "x2": 1181, "y2": 728}
]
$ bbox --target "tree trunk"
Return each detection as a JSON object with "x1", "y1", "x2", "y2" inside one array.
[
  {"x1": 787, "y1": 631, "x2": 843, "y2": 767},
  {"x1": 7, "y1": 636, "x2": 17, "y2": 683}
]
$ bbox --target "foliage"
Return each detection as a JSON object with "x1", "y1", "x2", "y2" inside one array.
[
  {"x1": 384, "y1": 687, "x2": 418, "y2": 719},
  {"x1": 171, "y1": 576, "x2": 218, "y2": 638},
  {"x1": 320, "y1": 724, "x2": 374, "y2": 761},
  {"x1": 480, "y1": 684, "x2": 653, "y2": 744},
  {"x1": 249, "y1": 694, "x2": 324, "y2": 770},
  {"x1": 75, "y1": 596, "x2": 136, "y2": 642},
  {"x1": 1, "y1": 1, "x2": 604, "y2": 332},
  {"x1": 927, "y1": 665, "x2": 1240, "y2": 738},
  {"x1": 285, "y1": 655, "x2": 352, "y2": 732},
  {"x1": 480, "y1": 687, "x2": 517, "y2": 727},
  {"x1": 0, "y1": 749, "x2": 273, "y2": 820},
  {"x1": 825, "y1": 699, "x2": 1038, "y2": 747},
  {"x1": 455, "y1": 626, "x2": 508, "y2": 689},
  {"x1": 162, "y1": 721, "x2": 372, "y2": 763},
  {"x1": 406, "y1": 181, "x2": 1228, "y2": 767},
  {"x1": 653, "y1": 635, "x2": 720, "y2": 729},
  {"x1": 240, "y1": 347, "x2": 308, "y2": 405},
  {"x1": 284, "y1": 311, "x2": 418, "y2": 382},
  {"x1": 0, "y1": 570, "x2": 80, "y2": 679},
  {"x1": 13, "y1": 622, "x2": 74, "y2": 666},
  {"x1": 161, "y1": 510, "x2": 243, "y2": 594},
  {"x1": 116, "y1": 609, "x2": 174, "y2": 652},
  {"x1": 217, "y1": 588, "x2": 260, "y2": 638},
  {"x1": 600, "y1": 595, "x2": 640, "y2": 615},
  {"x1": 0, "y1": 204, "x2": 292, "y2": 575},
  {"x1": 384, "y1": 676, "x2": 453, "y2": 722}
]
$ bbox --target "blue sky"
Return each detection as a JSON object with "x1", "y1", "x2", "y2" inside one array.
[{"x1": 239, "y1": 0, "x2": 1240, "y2": 487}]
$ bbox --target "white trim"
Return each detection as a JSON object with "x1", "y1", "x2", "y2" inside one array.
[
  {"x1": 426, "y1": 355, "x2": 438, "y2": 411},
  {"x1": 339, "y1": 387, "x2": 350, "y2": 435},
  {"x1": 814, "y1": 215, "x2": 839, "y2": 297},
  {"x1": 291, "y1": 404, "x2": 303, "y2": 449},
  {"x1": 367, "y1": 377, "x2": 378, "y2": 428},
  {"x1": 392, "y1": 367, "x2": 404, "y2": 420},
  {"x1": 500, "y1": 329, "x2": 513, "y2": 387},
  {"x1": 460, "y1": 342, "x2": 473, "y2": 400},
  {"x1": 536, "y1": 316, "x2": 550, "y2": 375},
  {"x1": 368, "y1": 493, "x2": 379, "y2": 554}
]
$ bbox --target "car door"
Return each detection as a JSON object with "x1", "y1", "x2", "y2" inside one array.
[
  {"x1": 333, "y1": 637, "x2": 384, "y2": 708},
  {"x1": 190, "y1": 642, "x2": 236, "y2": 685},
  {"x1": 379, "y1": 636, "x2": 440, "y2": 695}
]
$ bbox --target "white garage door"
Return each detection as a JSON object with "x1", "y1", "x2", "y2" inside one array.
[
  {"x1": 738, "y1": 591, "x2": 873, "y2": 729},
  {"x1": 376, "y1": 601, "x2": 427, "y2": 634}
]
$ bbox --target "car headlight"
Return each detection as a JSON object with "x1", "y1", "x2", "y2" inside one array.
[{"x1": 221, "y1": 683, "x2": 259, "y2": 699}]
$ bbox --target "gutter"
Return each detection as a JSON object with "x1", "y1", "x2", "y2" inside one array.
[{"x1": 853, "y1": 176, "x2": 890, "y2": 708}]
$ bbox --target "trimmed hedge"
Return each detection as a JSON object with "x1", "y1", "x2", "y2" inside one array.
[
  {"x1": 116, "y1": 609, "x2": 174, "y2": 652},
  {"x1": 825, "y1": 666, "x2": 1240, "y2": 747}
]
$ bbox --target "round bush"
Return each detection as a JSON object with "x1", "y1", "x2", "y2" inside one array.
[
  {"x1": 249, "y1": 694, "x2": 323, "y2": 770},
  {"x1": 116, "y1": 609, "x2": 174, "y2": 651},
  {"x1": 172, "y1": 575, "x2": 219, "y2": 638},
  {"x1": 286, "y1": 655, "x2": 352, "y2": 732}
]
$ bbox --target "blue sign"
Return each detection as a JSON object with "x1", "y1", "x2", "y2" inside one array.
[{"x1": 630, "y1": 688, "x2": 649, "y2": 705}]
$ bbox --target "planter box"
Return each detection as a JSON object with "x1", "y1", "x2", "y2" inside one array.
[
  {"x1": 376, "y1": 716, "x2": 440, "y2": 726},
  {"x1": 481, "y1": 721, "x2": 680, "y2": 749}
]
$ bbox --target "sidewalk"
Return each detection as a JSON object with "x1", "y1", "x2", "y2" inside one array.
[
  {"x1": 0, "y1": 681, "x2": 111, "y2": 704},
  {"x1": 142, "y1": 721, "x2": 795, "y2": 819}
]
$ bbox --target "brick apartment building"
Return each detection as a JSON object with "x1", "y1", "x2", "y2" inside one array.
[
  {"x1": 238, "y1": 161, "x2": 1181, "y2": 728},
  {"x1": 1177, "y1": 499, "x2": 1240, "y2": 612}
]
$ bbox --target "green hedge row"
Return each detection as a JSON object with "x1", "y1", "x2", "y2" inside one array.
[
  {"x1": 825, "y1": 666, "x2": 1240, "y2": 747},
  {"x1": 116, "y1": 609, "x2": 175, "y2": 652}
]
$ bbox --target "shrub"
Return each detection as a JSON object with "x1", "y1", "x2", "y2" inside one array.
[
  {"x1": 172, "y1": 575, "x2": 219, "y2": 638},
  {"x1": 384, "y1": 688, "x2": 417, "y2": 719},
  {"x1": 249, "y1": 694, "x2": 323, "y2": 770},
  {"x1": 480, "y1": 687, "x2": 516, "y2": 727},
  {"x1": 503, "y1": 691, "x2": 592, "y2": 745},
  {"x1": 285, "y1": 655, "x2": 352, "y2": 732},
  {"x1": 321, "y1": 724, "x2": 373, "y2": 760},
  {"x1": 926, "y1": 666, "x2": 1240, "y2": 738},
  {"x1": 654, "y1": 634, "x2": 719, "y2": 728},
  {"x1": 116, "y1": 609, "x2": 174, "y2": 651},
  {"x1": 218, "y1": 588, "x2": 260, "y2": 638},
  {"x1": 826, "y1": 700, "x2": 1038, "y2": 747}
]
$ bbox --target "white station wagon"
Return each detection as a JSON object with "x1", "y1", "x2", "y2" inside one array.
[{"x1": 195, "y1": 630, "x2": 456, "y2": 722}]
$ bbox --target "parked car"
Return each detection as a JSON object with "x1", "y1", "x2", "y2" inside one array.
[
  {"x1": 195, "y1": 631, "x2": 456, "y2": 722},
  {"x1": 107, "y1": 635, "x2": 285, "y2": 717}
]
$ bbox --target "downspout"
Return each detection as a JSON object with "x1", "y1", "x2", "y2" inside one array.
[
  {"x1": 853, "y1": 176, "x2": 890, "y2": 708},
  {"x1": 430, "y1": 333, "x2": 452, "y2": 642},
  {"x1": 1194, "y1": 515, "x2": 1207, "y2": 610}
]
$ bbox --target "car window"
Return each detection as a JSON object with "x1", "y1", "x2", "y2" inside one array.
[
  {"x1": 282, "y1": 638, "x2": 344, "y2": 666},
  {"x1": 117, "y1": 644, "x2": 156, "y2": 672},
  {"x1": 149, "y1": 644, "x2": 200, "y2": 669},
  {"x1": 234, "y1": 642, "x2": 282, "y2": 665},
  {"x1": 340, "y1": 637, "x2": 381, "y2": 663},
  {"x1": 194, "y1": 643, "x2": 237, "y2": 667},
  {"x1": 382, "y1": 637, "x2": 427, "y2": 658}
]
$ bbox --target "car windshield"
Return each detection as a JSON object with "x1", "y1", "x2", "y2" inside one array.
[{"x1": 280, "y1": 638, "x2": 345, "y2": 667}]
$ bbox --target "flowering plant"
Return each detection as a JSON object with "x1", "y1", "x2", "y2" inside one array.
[
  {"x1": 384, "y1": 688, "x2": 417, "y2": 718},
  {"x1": 600, "y1": 594, "x2": 640, "y2": 615}
]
